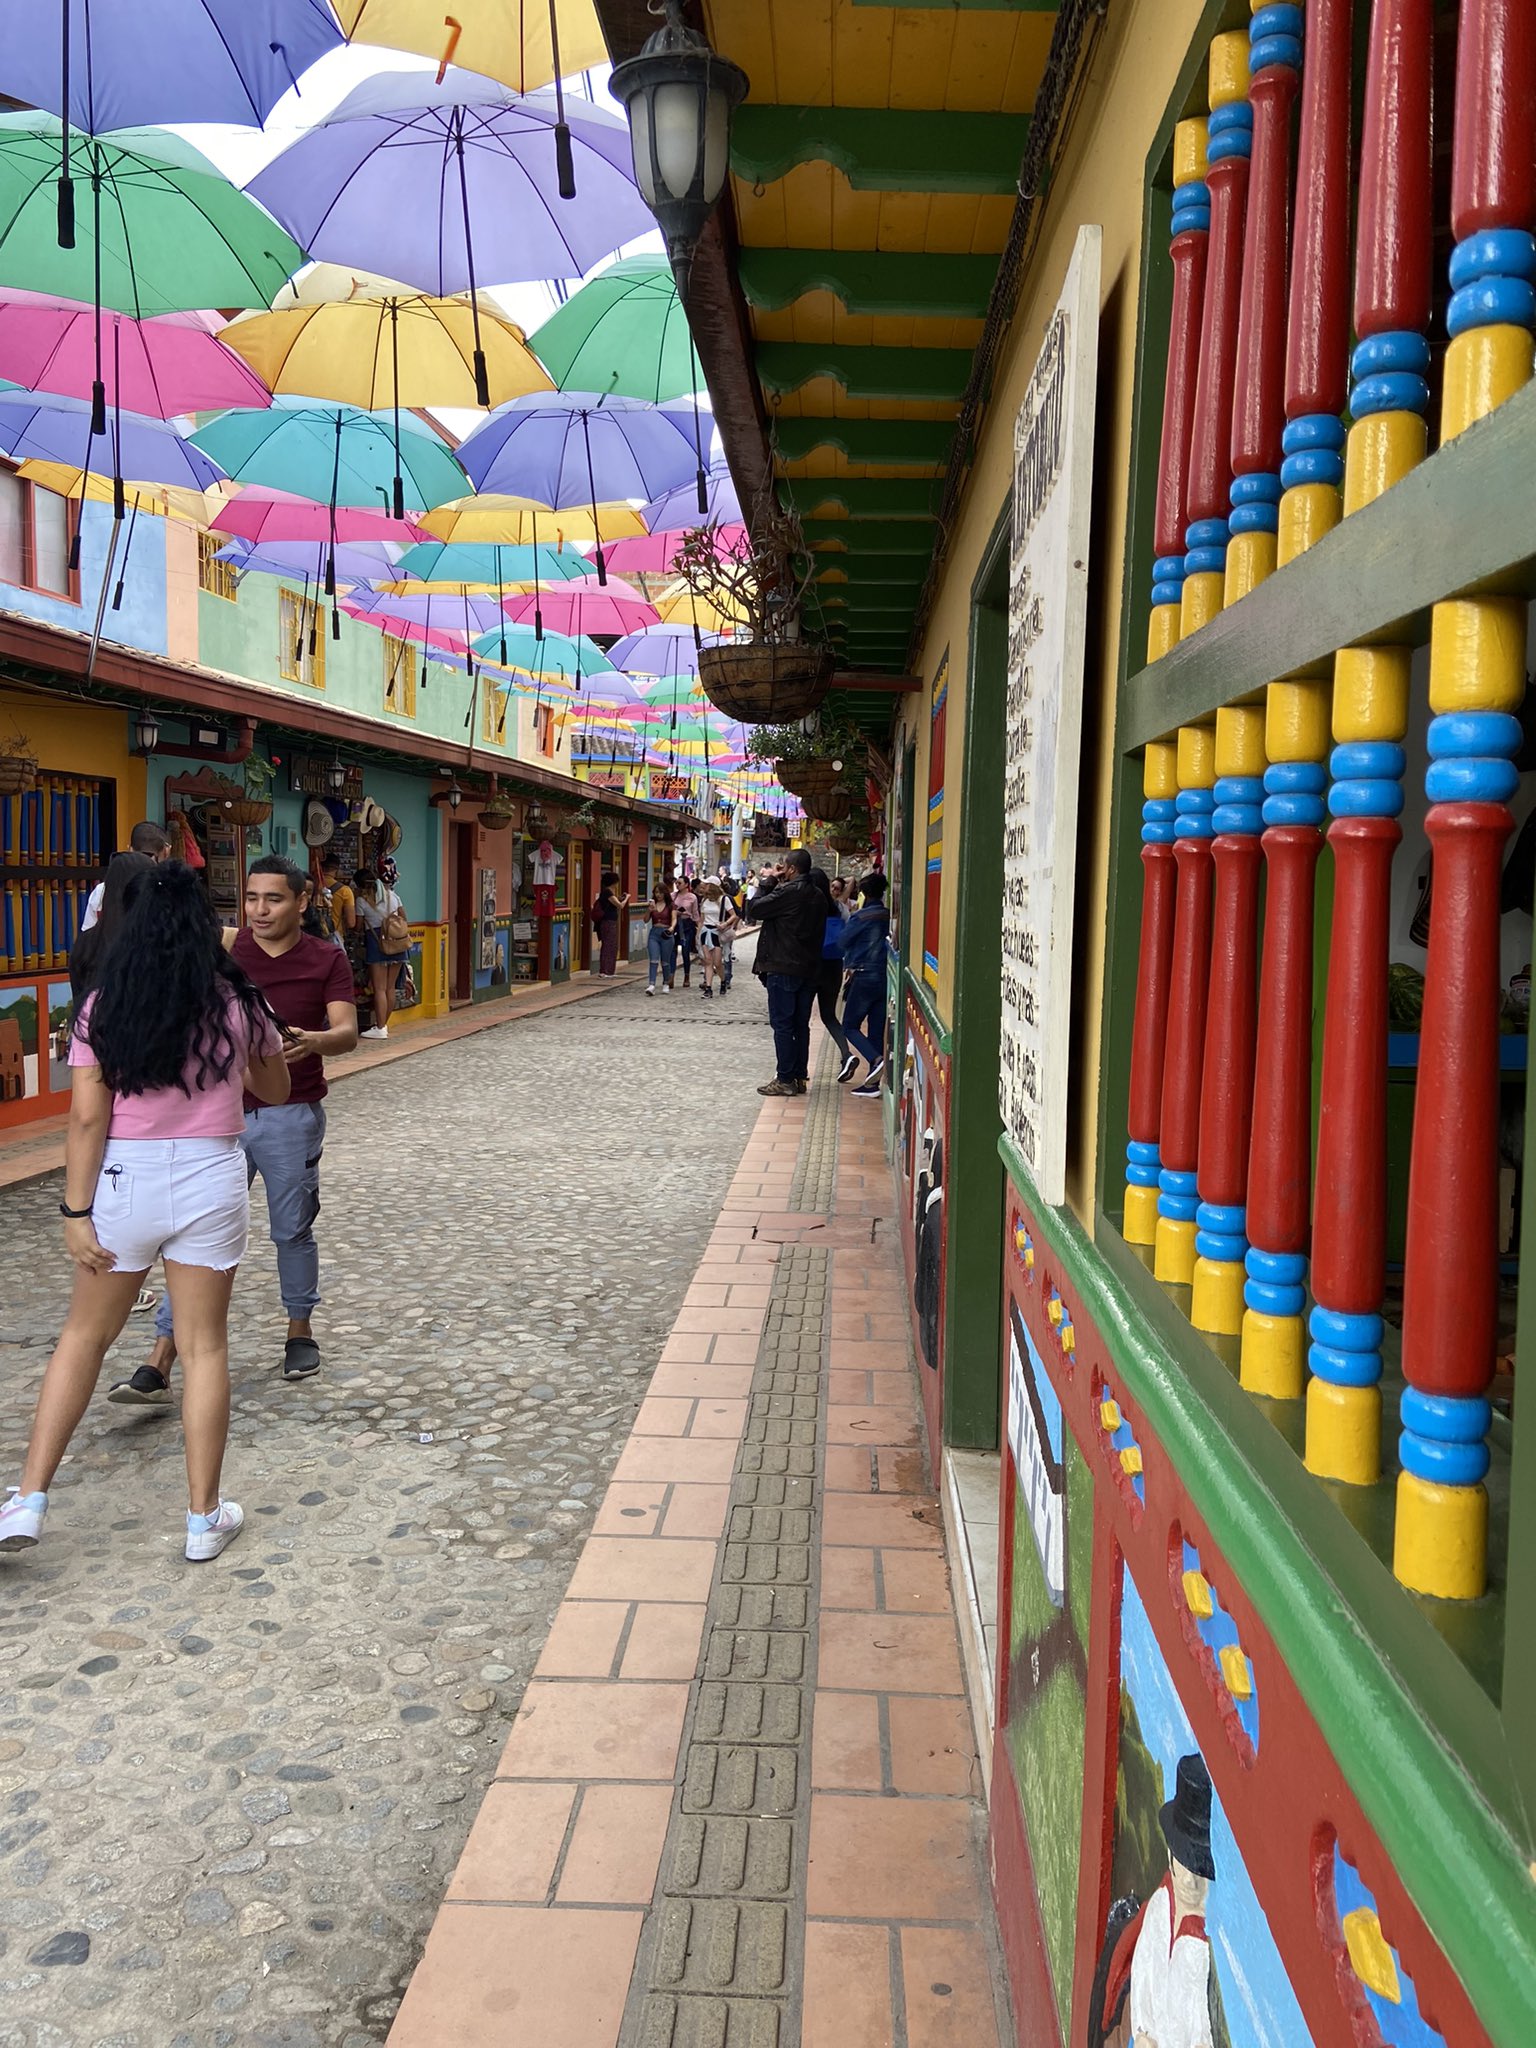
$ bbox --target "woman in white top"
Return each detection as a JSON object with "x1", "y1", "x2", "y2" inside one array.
[
  {"x1": 695, "y1": 881, "x2": 739, "y2": 1000},
  {"x1": 352, "y1": 865, "x2": 406, "y2": 1040}
]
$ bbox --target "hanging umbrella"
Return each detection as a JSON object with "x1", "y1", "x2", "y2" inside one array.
[
  {"x1": 609, "y1": 627, "x2": 718, "y2": 677},
  {"x1": 220, "y1": 295, "x2": 552, "y2": 516},
  {"x1": 457, "y1": 392, "x2": 700, "y2": 584},
  {"x1": 211, "y1": 487, "x2": 427, "y2": 547},
  {"x1": 604, "y1": 524, "x2": 747, "y2": 575},
  {"x1": 0, "y1": 392, "x2": 225, "y2": 493},
  {"x1": 468, "y1": 622, "x2": 616, "y2": 679},
  {"x1": 652, "y1": 583, "x2": 744, "y2": 635},
  {"x1": 217, "y1": 537, "x2": 403, "y2": 586},
  {"x1": 502, "y1": 580, "x2": 659, "y2": 638},
  {"x1": 0, "y1": 296, "x2": 272, "y2": 417},
  {"x1": 338, "y1": 598, "x2": 470, "y2": 657},
  {"x1": 530, "y1": 256, "x2": 705, "y2": 402},
  {"x1": 345, "y1": 587, "x2": 508, "y2": 634},
  {"x1": 247, "y1": 70, "x2": 652, "y2": 401},
  {"x1": 642, "y1": 461, "x2": 741, "y2": 534},
  {"x1": 18, "y1": 458, "x2": 234, "y2": 524},
  {"x1": 391, "y1": 540, "x2": 591, "y2": 588},
  {"x1": 334, "y1": 0, "x2": 606, "y2": 97},
  {"x1": 419, "y1": 494, "x2": 644, "y2": 545},
  {"x1": 635, "y1": 673, "x2": 706, "y2": 707}
]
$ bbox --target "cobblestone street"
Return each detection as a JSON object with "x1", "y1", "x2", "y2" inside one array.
[{"x1": 0, "y1": 967, "x2": 774, "y2": 2048}]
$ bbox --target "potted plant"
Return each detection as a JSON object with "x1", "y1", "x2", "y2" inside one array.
[
  {"x1": 673, "y1": 508, "x2": 835, "y2": 722},
  {"x1": 224, "y1": 752, "x2": 275, "y2": 829},
  {"x1": 0, "y1": 731, "x2": 38, "y2": 795},
  {"x1": 745, "y1": 712, "x2": 865, "y2": 804},
  {"x1": 827, "y1": 817, "x2": 872, "y2": 855}
]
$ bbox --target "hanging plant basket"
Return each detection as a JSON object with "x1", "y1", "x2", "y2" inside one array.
[
  {"x1": 773, "y1": 755, "x2": 855, "y2": 802},
  {"x1": 223, "y1": 797, "x2": 272, "y2": 828},
  {"x1": 698, "y1": 641, "x2": 834, "y2": 723},
  {"x1": 0, "y1": 751, "x2": 38, "y2": 795},
  {"x1": 827, "y1": 820, "x2": 872, "y2": 855},
  {"x1": 479, "y1": 797, "x2": 517, "y2": 831},
  {"x1": 803, "y1": 789, "x2": 855, "y2": 824},
  {"x1": 597, "y1": 816, "x2": 633, "y2": 846}
]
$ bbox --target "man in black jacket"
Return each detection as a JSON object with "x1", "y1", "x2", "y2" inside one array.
[{"x1": 743, "y1": 848, "x2": 826, "y2": 1096}]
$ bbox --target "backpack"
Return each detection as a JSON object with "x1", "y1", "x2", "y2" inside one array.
[{"x1": 379, "y1": 891, "x2": 411, "y2": 956}]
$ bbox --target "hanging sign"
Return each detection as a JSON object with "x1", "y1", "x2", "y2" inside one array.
[{"x1": 999, "y1": 224, "x2": 1101, "y2": 1207}]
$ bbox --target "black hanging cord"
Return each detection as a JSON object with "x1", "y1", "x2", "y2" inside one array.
[
  {"x1": 548, "y1": 0, "x2": 575, "y2": 200},
  {"x1": 578, "y1": 410, "x2": 605, "y2": 584},
  {"x1": 689, "y1": 333, "x2": 707, "y2": 516},
  {"x1": 110, "y1": 317, "x2": 124, "y2": 519},
  {"x1": 531, "y1": 506, "x2": 544, "y2": 639},
  {"x1": 496, "y1": 541, "x2": 508, "y2": 666},
  {"x1": 452, "y1": 111, "x2": 491, "y2": 406},
  {"x1": 324, "y1": 410, "x2": 343, "y2": 598},
  {"x1": 90, "y1": 150, "x2": 105, "y2": 437},
  {"x1": 111, "y1": 489, "x2": 141, "y2": 609},
  {"x1": 389, "y1": 299, "x2": 406, "y2": 520}
]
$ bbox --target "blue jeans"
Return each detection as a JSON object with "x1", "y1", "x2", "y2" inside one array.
[
  {"x1": 842, "y1": 971, "x2": 886, "y2": 1068},
  {"x1": 647, "y1": 926, "x2": 676, "y2": 987},
  {"x1": 765, "y1": 971, "x2": 815, "y2": 1082},
  {"x1": 155, "y1": 1100, "x2": 326, "y2": 1335}
]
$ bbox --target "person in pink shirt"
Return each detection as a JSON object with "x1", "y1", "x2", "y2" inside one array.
[{"x1": 0, "y1": 864, "x2": 291, "y2": 1564}]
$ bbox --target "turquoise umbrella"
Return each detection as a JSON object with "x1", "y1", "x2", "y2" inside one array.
[
  {"x1": 392, "y1": 540, "x2": 593, "y2": 587},
  {"x1": 468, "y1": 622, "x2": 616, "y2": 679}
]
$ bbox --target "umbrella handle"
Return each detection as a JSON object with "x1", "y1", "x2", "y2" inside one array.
[
  {"x1": 436, "y1": 16, "x2": 462, "y2": 83},
  {"x1": 549, "y1": 3, "x2": 577, "y2": 200},
  {"x1": 57, "y1": 0, "x2": 75, "y2": 247}
]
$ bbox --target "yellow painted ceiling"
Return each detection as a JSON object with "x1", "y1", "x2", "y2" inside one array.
[
  {"x1": 732, "y1": 171, "x2": 1016, "y2": 258},
  {"x1": 750, "y1": 290, "x2": 984, "y2": 353}
]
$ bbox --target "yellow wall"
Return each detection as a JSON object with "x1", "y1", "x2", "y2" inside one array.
[
  {"x1": 902, "y1": 0, "x2": 1205, "y2": 1218},
  {"x1": 0, "y1": 688, "x2": 147, "y2": 828}
]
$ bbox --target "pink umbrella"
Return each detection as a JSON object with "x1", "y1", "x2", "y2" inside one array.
[
  {"x1": 603, "y1": 524, "x2": 747, "y2": 575},
  {"x1": 212, "y1": 488, "x2": 429, "y2": 546},
  {"x1": 337, "y1": 599, "x2": 468, "y2": 656},
  {"x1": 502, "y1": 579, "x2": 658, "y2": 638},
  {"x1": 0, "y1": 296, "x2": 271, "y2": 418}
]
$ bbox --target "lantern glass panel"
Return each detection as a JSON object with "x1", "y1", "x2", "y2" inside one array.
[
  {"x1": 628, "y1": 92, "x2": 658, "y2": 206},
  {"x1": 654, "y1": 81, "x2": 703, "y2": 201},
  {"x1": 702, "y1": 83, "x2": 732, "y2": 204}
]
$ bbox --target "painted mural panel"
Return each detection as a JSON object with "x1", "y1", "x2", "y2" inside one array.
[
  {"x1": 922, "y1": 652, "x2": 947, "y2": 992},
  {"x1": 1004, "y1": 1299, "x2": 1093, "y2": 2041},
  {"x1": 1086, "y1": 1565, "x2": 1310, "y2": 2048}
]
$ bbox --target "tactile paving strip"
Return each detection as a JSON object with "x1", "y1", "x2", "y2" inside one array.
[{"x1": 620, "y1": 1084, "x2": 838, "y2": 2048}]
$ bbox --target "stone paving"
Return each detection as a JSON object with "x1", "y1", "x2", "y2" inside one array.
[{"x1": 0, "y1": 965, "x2": 775, "y2": 2048}]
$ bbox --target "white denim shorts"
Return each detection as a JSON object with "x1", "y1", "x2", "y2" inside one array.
[{"x1": 91, "y1": 1137, "x2": 250, "y2": 1274}]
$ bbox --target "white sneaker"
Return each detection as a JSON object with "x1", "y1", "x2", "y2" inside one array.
[
  {"x1": 645, "y1": 985, "x2": 655, "y2": 996},
  {"x1": 360, "y1": 1025, "x2": 389, "y2": 1041},
  {"x1": 0, "y1": 1488, "x2": 46, "y2": 1552},
  {"x1": 185, "y1": 1500, "x2": 243, "y2": 1562}
]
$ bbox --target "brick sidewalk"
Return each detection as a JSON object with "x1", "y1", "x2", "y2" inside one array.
[{"x1": 387, "y1": 1049, "x2": 1010, "y2": 2047}]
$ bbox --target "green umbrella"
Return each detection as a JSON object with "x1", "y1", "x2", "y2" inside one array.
[
  {"x1": 529, "y1": 257, "x2": 704, "y2": 402},
  {"x1": 0, "y1": 114, "x2": 305, "y2": 316}
]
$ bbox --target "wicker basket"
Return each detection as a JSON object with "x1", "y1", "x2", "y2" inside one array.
[
  {"x1": 0, "y1": 752, "x2": 38, "y2": 795},
  {"x1": 773, "y1": 756, "x2": 853, "y2": 802},
  {"x1": 223, "y1": 797, "x2": 272, "y2": 828},
  {"x1": 479, "y1": 798, "x2": 517, "y2": 831},
  {"x1": 827, "y1": 823, "x2": 871, "y2": 855},
  {"x1": 802, "y1": 789, "x2": 855, "y2": 824},
  {"x1": 698, "y1": 641, "x2": 834, "y2": 723}
]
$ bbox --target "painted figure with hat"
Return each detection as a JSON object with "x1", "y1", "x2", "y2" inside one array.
[{"x1": 1127, "y1": 1752, "x2": 1216, "y2": 2048}]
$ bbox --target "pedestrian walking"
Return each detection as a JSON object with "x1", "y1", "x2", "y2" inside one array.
[
  {"x1": 112, "y1": 857, "x2": 358, "y2": 1406},
  {"x1": 839, "y1": 872, "x2": 890, "y2": 1094},
  {"x1": 808, "y1": 867, "x2": 854, "y2": 1076},
  {"x1": 592, "y1": 870, "x2": 629, "y2": 977},
  {"x1": 742, "y1": 850, "x2": 825, "y2": 1096},
  {"x1": 696, "y1": 880, "x2": 739, "y2": 999},
  {"x1": 80, "y1": 821, "x2": 171, "y2": 931},
  {"x1": 672, "y1": 875, "x2": 701, "y2": 987},
  {"x1": 0, "y1": 862, "x2": 292, "y2": 1563},
  {"x1": 645, "y1": 883, "x2": 678, "y2": 994},
  {"x1": 353, "y1": 864, "x2": 410, "y2": 1039}
]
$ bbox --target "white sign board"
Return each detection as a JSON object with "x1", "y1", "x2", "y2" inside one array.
[
  {"x1": 999, "y1": 224, "x2": 1101, "y2": 1205},
  {"x1": 1007, "y1": 1313, "x2": 1064, "y2": 1609}
]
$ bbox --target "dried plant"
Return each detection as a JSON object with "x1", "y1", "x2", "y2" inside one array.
[{"x1": 670, "y1": 504, "x2": 817, "y2": 644}]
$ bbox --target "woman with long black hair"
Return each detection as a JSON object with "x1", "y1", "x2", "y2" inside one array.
[
  {"x1": 0, "y1": 863, "x2": 290, "y2": 1563},
  {"x1": 68, "y1": 848, "x2": 157, "y2": 1006}
]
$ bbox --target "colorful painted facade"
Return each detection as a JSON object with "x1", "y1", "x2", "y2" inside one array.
[{"x1": 678, "y1": 0, "x2": 1535, "y2": 2041}]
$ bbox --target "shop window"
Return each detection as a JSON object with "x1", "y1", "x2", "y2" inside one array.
[
  {"x1": 534, "y1": 702, "x2": 559, "y2": 757},
  {"x1": 0, "y1": 465, "x2": 79, "y2": 602},
  {"x1": 196, "y1": 530, "x2": 239, "y2": 602},
  {"x1": 481, "y1": 680, "x2": 510, "y2": 745},
  {"x1": 277, "y1": 589, "x2": 326, "y2": 688},
  {"x1": 383, "y1": 634, "x2": 418, "y2": 717}
]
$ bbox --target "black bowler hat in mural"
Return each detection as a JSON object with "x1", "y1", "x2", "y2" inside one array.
[{"x1": 1160, "y1": 1752, "x2": 1216, "y2": 1881}]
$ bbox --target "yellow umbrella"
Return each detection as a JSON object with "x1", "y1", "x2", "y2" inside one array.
[
  {"x1": 221, "y1": 298, "x2": 552, "y2": 412},
  {"x1": 18, "y1": 461, "x2": 238, "y2": 526},
  {"x1": 652, "y1": 582, "x2": 743, "y2": 635},
  {"x1": 420, "y1": 495, "x2": 646, "y2": 546},
  {"x1": 334, "y1": 0, "x2": 607, "y2": 96}
]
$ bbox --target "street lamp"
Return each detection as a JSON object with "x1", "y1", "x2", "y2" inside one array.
[
  {"x1": 327, "y1": 753, "x2": 347, "y2": 793},
  {"x1": 609, "y1": 1, "x2": 749, "y2": 297},
  {"x1": 131, "y1": 708, "x2": 161, "y2": 755},
  {"x1": 447, "y1": 781, "x2": 463, "y2": 811}
]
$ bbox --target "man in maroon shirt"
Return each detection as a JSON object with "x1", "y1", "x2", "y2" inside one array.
[{"x1": 111, "y1": 857, "x2": 358, "y2": 1401}]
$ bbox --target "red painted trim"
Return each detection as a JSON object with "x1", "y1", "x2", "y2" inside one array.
[
  {"x1": 1231, "y1": 56, "x2": 1299, "y2": 478},
  {"x1": 1127, "y1": 840, "x2": 1177, "y2": 1150},
  {"x1": 1450, "y1": 0, "x2": 1536, "y2": 239},
  {"x1": 1184, "y1": 148, "x2": 1250, "y2": 528},
  {"x1": 1286, "y1": 0, "x2": 1354, "y2": 419},
  {"x1": 1154, "y1": 227, "x2": 1210, "y2": 562},
  {"x1": 1000, "y1": 1185, "x2": 1494, "y2": 2048},
  {"x1": 1353, "y1": 0, "x2": 1435, "y2": 337},
  {"x1": 1246, "y1": 825, "x2": 1323, "y2": 1253},
  {"x1": 1196, "y1": 831, "x2": 1262, "y2": 1208},
  {"x1": 1156, "y1": 838, "x2": 1215, "y2": 1181},
  {"x1": 1402, "y1": 801, "x2": 1512, "y2": 1398}
]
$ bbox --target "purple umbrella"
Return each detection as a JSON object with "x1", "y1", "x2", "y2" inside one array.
[
  {"x1": 217, "y1": 538, "x2": 403, "y2": 587},
  {"x1": 344, "y1": 588, "x2": 510, "y2": 635},
  {"x1": 642, "y1": 461, "x2": 742, "y2": 534},
  {"x1": 0, "y1": 392, "x2": 224, "y2": 496},
  {"x1": 247, "y1": 71, "x2": 653, "y2": 403},
  {"x1": 457, "y1": 393, "x2": 700, "y2": 586},
  {"x1": 608, "y1": 628, "x2": 727, "y2": 678}
]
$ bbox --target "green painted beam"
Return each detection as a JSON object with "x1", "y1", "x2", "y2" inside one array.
[
  {"x1": 782, "y1": 479, "x2": 940, "y2": 520},
  {"x1": 818, "y1": 554, "x2": 929, "y2": 584},
  {"x1": 802, "y1": 520, "x2": 935, "y2": 552},
  {"x1": 732, "y1": 104, "x2": 1029, "y2": 194},
  {"x1": 758, "y1": 340, "x2": 972, "y2": 402},
  {"x1": 738, "y1": 247, "x2": 997, "y2": 318},
  {"x1": 774, "y1": 417, "x2": 954, "y2": 465}
]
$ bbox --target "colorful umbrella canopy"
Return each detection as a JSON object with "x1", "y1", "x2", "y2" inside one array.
[
  {"x1": 530, "y1": 257, "x2": 703, "y2": 402},
  {"x1": 221, "y1": 296, "x2": 553, "y2": 411},
  {"x1": 247, "y1": 71, "x2": 651, "y2": 325},
  {"x1": 604, "y1": 524, "x2": 746, "y2": 575},
  {"x1": 418, "y1": 494, "x2": 644, "y2": 545},
  {"x1": 502, "y1": 581, "x2": 658, "y2": 638},
  {"x1": 0, "y1": 296, "x2": 271, "y2": 418},
  {"x1": 457, "y1": 393, "x2": 701, "y2": 507},
  {"x1": 642, "y1": 461, "x2": 741, "y2": 534},
  {"x1": 346, "y1": 587, "x2": 507, "y2": 634},
  {"x1": 211, "y1": 487, "x2": 427, "y2": 546},
  {"x1": 217, "y1": 538, "x2": 403, "y2": 586},
  {"x1": 653, "y1": 584, "x2": 744, "y2": 635},
  {"x1": 9, "y1": 1, "x2": 342, "y2": 133},
  {"x1": 634, "y1": 673, "x2": 706, "y2": 707},
  {"x1": 191, "y1": 405, "x2": 466, "y2": 512},
  {"x1": 334, "y1": 0, "x2": 607, "y2": 96},
  {"x1": 391, "y1": 540, "x2": 592, "y2": 588},
  {"x1": 18, "y1": 458, "x2": 233, "y2": 523},
  {"x1": 0, "y1": 392, "x2": 225, "y2": 494},
  {"x1": 0, "y1": 116, "x2": 306, "y2": 317},
  {"x1": 338, "y1": 598, "x2": 468, "y2": 656},
  {"x1": 608, "y1": 627, "x2": 716, "y2": 677},
  {"x1": 468, "y1": 622, "x2": 616, "y2": 679}
]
